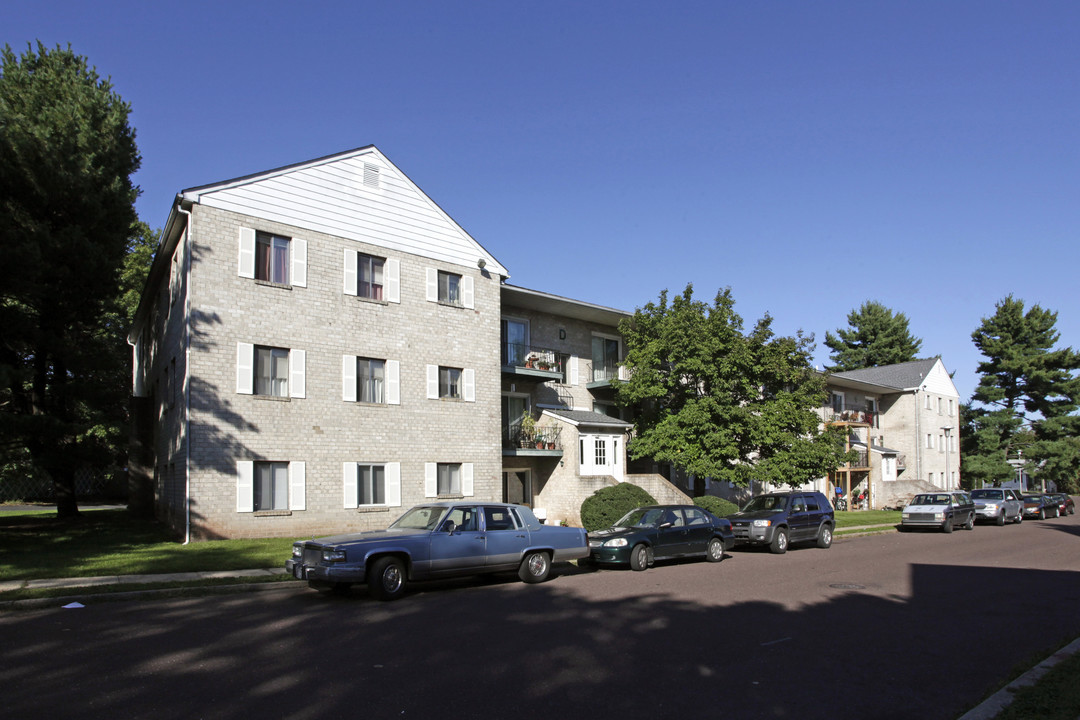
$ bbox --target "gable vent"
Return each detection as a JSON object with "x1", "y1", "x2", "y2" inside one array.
[{"x1": 363, "y1": 163, "x2": 380, "y2": 188}]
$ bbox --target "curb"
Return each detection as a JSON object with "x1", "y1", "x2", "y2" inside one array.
[
  {"x1": 0, "y1": 579, "x2": 301, "y2": 610},
  {"x1": 956, "y1": 636, "x2": 1080, "y2": 720}
]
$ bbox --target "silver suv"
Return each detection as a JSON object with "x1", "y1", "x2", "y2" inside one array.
[{"x1": 970, "y1": 488, "x2": 1024, "y2": 525}]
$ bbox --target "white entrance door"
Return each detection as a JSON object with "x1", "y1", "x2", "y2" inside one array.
[{"x1": 579, "y1": 434, "x2": 623, "y2": 481}]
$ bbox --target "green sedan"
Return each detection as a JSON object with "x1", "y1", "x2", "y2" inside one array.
[{"x1": 587, "y1": 505, "x2": 735, "y2": 571}]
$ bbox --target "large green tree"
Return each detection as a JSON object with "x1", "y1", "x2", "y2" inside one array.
[
  {"x1": 0, "y1": 42, "x2": 140, "y2": 517},
  {"x1": 962, "y1": 296, "x2": 1080, "y2": 492},
  {"x1": 824, "y1": 300, "x2": 922, "y2": 371},
  {"x1": 614, "y1": 285, "x2": 852, "y2": 490}
]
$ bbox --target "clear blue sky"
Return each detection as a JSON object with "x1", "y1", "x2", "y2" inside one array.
[{"x1": 8, "y1": 1, "x2": 1080, "y2": 401}]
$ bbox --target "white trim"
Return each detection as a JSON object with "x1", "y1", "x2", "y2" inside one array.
[
  {"x1": 289, "y1": 461, "x2": 306, "y2": 510},
  {"x1": 570, "y1": 355, "x2": 579, "y2": 386},
  {"x1": 426, "y1": 365, "x2": 439, "y2": 399},
  {"x1": 236, "y1": 461, "x2": 254, "y2": 512},
  {"x1": 236, "y1": 342, "x2": 254, "y2": 394},
  {"x1": 424, "y1": 462, "x2": 437, "y2": 497},
  {"x1": 462, "y1": 275, "x2": 474, "y2": 309},
  {"x1": 462, "y1": 463, "x2": 474, "y2": 497},
  {"x1": 343, "y1": 462, "x2": 358, "y2": 509},
  {"x1": 387, "y1": 360, "x2": 400, "y2": 405},
  {"x1": 386, "y1": 258, "x2": 400, "y2": 303},
  {"x1": 463, "y1": 368, "x2": 475, "y2": 402},
  {"x1": 343, "y1": 248, "x2": 357, "y2": 296},
  {"x1": 238, "y1": 227, "x2": 255, "y2": 278},
  {"x1": 291, "y1": 237, "x2": 307, "y2": 287},
  {"x1": 426, "y1": 268, "x2": 438, "y2": 302},
  {"x1": 342, "y1": 355, "x2": 357, "y2": 402},
  {"x1": 385, "y1": 462, "x2": 401, "y2": 506},
  {"x1": 289, "y1": 349, "x2": 306, "y2": 399}
]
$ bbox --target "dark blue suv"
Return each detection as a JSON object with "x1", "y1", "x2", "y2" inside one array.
[{"x1": 727, "y1": 491, "x2": 835, "y2": 554}]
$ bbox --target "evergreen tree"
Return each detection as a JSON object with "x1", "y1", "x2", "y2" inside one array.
[
  {"x1": 824, "y1": 300, "x2": 922, "y2": 371},
  {"x1": 0, "y1": 42, "x2": 140, "y2": 517},
  {"x1": 615, "y1": 285, "x2": 852, "y2": 490},
  {"x1": 963, "y1": 296, "x2": 1080, "y2": 492}
]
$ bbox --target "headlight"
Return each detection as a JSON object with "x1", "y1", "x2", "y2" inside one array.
[
  {"x1": 902, "y1": 512, "x2": 910, "y2": 519},
  {"x1": 322, "y1": 549, "x2": 347, "y2": 562},
  {"x1": 752, "y1": 519, "x2": 772, "y2": 527},
  {"x1": 984, "y1": 503, "x2": 999, "y2": 511},
  {"x1": 933, "y1": 513, "x2": 944, "y2": 521},
  {"x1": 603, "y1": 538, "x2": 629, "y2": 547},
  {"x1": 292, "y1": 544, "x2": 303, "y2": 558}
]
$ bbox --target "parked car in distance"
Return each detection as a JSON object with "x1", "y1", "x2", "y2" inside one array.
[
  {"x1": 970, "y1": 488, "x2": 1024, "y2": 525},
  {"x1": 1047, "y1": 493, "x2": 1075, "y2": 516},
  {"x1": 900, "y1": 492, "x2": 975, "y2": 533},
  {"x1": 286, "y1": 502, "x2": 588, "y2": 600},
  {"x1": 1021, "y1": 494, "x2": 1061, "y2": 520},
  {"x1": 587, "y1": 505, "x2": 735, "y2": 570},
  {"x1": 726, "y1": 491, "x2": 835, "y2": 554}
]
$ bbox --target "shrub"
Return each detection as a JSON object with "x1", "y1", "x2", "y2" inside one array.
[
  {"x1": 693, "y1": 495, "x2": 740, "y2": 518},
  {"x1": 580, "y1": 483, "x2": 657, "y2": 531}
]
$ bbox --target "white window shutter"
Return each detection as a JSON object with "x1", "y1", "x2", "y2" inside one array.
[
  {"x1": 236, "y1": 461, "x2": 254, "y2": 512},
  {"x1": 462, "y1": 276, "x2": 474, "y2": 309},
  {"x1": 342, "y1": 355, "x2": 357, "y2": 402},
  {"x1": 238, "y1": 227, "x2": 255, "y2": 278},
  {"x1": 386, "y1": 360, "x2": 400, "y2": 405},
  {"x1": 426, "y1": 268, "x2": 438, "y2": 302},
  {"x1": 570, "y1": 355, "x2": 579, "y2": 386},
  {"x1": 289, "y1": 349, "x2": 306, "y2": 399},
  {"x1": 463, "y1": 368, "x2": 475, "y2": 402},
  {"x1": 386, "y1": 258, "x2": 400, "y2": 303},
  {"x1": 424, "y1": 463, "x2": 437, "y2": 497},
  {"x1": 289, "y1": 462, "x2": 306, "y2": 510},
  {"x1": 343, "y1": 462, "x2": 358, "y2": 509},
  {"x1": 426, "y1": 365, "x2": 439, "y2": 399},
  {"x1": 291, "y1": 237, "x2": 307, "y2": 287},
  {"x1": 462, "y1": 463, "x2": 474, "y2": 497},
  {"x1": 385, "y1": 462, "x2": 401, "y2": 507},
  {"x1": 236, "y1": 342, "x2": 254, "y2": 394},
  {"x1": 343, "y1": 249, "x2": 357, "y2": 296}
]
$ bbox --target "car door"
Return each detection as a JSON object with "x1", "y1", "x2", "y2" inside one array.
[
  {"x1": 682, "y1": 507, "x2": 715, "y2": 555},
  {"x1": 653, "y1": 508, "x2": 689, "y2": 559},
  {"x1": 1006, "y1": 490, "x2": 1022, "y2": 519},
  {"x1": 788, "y1": 495, "x2": 811, "y2": 541},
  {"x1": 803, "y1": 494, "x2": 825, "y2": 538},
  {"x1": 482, "y1": 506, "x2": 530, "y2": 571},
  {"x1": 427, "y1": 505, "x2": 488, "y2": 575}
]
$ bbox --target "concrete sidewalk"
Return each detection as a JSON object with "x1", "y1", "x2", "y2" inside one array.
[{"x1": 0, "y1": 568, "x2": 284, "y2": 594}]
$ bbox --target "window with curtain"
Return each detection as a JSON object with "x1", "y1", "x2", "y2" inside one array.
[
  {"x1": 255, "y1": 232, "x2": 290, "y2": 285},
  {"x1": 358, "y1": 464, "x2": 386, "y2": 505},
  {"x1": 254, "y1": 461, "x2": 288, "y2": 510},
  {"x1": 438, "y1": 271, "x2": 461, "y2": 306},
  {"x1": 357, "y1": 357, "x2": 385, "y2": 403},
  {"x1": 439, "y1": 367, "x2": 462, "y2": 399},
  {"x1": 255, "y1": 346, "x2": 289, "y2": 397},
  {"x1": 358, "y1": 253, "x2": 385, "y2": 300}
]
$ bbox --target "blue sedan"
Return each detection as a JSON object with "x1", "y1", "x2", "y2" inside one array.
[{"x1": 286, "y1": 502, "x2": 589, "y2": 600}]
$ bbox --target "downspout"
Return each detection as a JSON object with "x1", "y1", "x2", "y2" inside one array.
[
  {"x1": 176, "y1": 202, "x2": 193, "y2": 545},
  {"x1": 914, "y1": 387, "x2": 922, "y2": 484}
]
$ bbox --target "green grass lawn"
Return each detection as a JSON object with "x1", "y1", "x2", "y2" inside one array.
[
  {"x1": 833, "y1": 510, "x2": 900, "y2": 528},
  {"x1": 0, "y1": 508, "x2": 293, "y2": 581}
]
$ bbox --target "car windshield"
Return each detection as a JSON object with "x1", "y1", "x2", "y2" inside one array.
[
  {"x1": 912, "y1": 494, "x2": 951, "y2": 505},
  {"x1": 742, "y1": 496, "x2": 787, "y2": 512},
  {"x1": 389, "y1": 506, "x2": 448, "y2": 530},
  {"x1": 614, "y1": 507, "x2": 666, "y2": 528},
  {"x1": 970, "y1": 489, "x2": 1004, "y2": 500}
]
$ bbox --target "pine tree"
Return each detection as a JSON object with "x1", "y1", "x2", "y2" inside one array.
[{"x1": 824, "y1": 301, "x2": 922, "y2": 371}]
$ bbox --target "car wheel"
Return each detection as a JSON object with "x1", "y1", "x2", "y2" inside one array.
[
  {"x1": 964, "y1": 513, "x2": 975, "y2": 530},
  {"x1": 629, "y1": 543, "x2": 650, "y2": 571},
  {"x1": 996, "y1": 510, "x2": 1006, "y2": 526},
  {"x1": 1039, "y1": 509, "x2": 1045, "y2": 520},
  {"x1": 769, "y1": 527, "x2": 789, "y2": 554},
  {"x1": 368, "y1": 556, "x2": 407, "y2": 601},
  {"x1": 518, "y1": 551, "x2": 551, "y2": 583},
  {"x1": 706, "y1": 537, "x2": 725, "y2": 562},
  {"x1": 1015, "y1": 511, "x2": 1023, "y2": 524},
  {"x1": 942, "y1": 517, "x2": 954, "y2": 533},
  {"x1": 816, "y1": 524, "x2": 833, "y2": 549}
]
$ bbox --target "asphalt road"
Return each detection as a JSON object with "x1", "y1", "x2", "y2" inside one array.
[{"x1": 4, "y1": 514, "x2": 1080, "y2": 720}]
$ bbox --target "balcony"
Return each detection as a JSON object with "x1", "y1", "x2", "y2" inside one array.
[
  {"x1": 502, "y1": 425, "x2": 563, "y2": 456},
  {"x1": 502, "y1": 343, "x2": 564, "y2": 381},
  {"x1": 841, "y1": 451, "x2": 871, "y2": 470},
  {"x1": 825, "y1": 409, "x2": 878, "y2": 427},
  {"x1": 586, "y1": 361, "x2": 629, "y2": 389}
]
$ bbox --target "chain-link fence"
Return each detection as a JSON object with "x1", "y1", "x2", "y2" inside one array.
[{"x1": 0, "y1": 466, "x2": 127, "y2": 503}]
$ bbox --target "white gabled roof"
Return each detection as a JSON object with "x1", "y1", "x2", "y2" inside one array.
[{"x1": 180, "y1": 145, "x2": 508, "y2": 276}]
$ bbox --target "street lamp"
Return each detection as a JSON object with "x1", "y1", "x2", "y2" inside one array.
[{"x1": 942, "y1": 426, "x2": 953, "y2": 490}]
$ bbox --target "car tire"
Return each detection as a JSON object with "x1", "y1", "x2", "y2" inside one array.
[
  {"x1": 943, "y1": 517, "x2": 954, "y2": 533},
  {"x1": 629, "y1": 543, "x2": 650, "y2": 571},
  {"x1": 964, "y1": 513, "x2": 975, "y2": 530},
  {"x1": 518, "y1": 551, "x2": 551, "y2": 583},
  {"x1": 706, "y1": 537, "x2": 725, "y2": 562},
  {"x1": 996, "y1": 511, "x2": 1006, "y2": 526},
  {"x1": 368, "y1": 556, "x2": 407, "y2": 601},
  {"x1": 816, "y1": 524, "x2": 833, "y2": 549},
  {"x1": 1015, "y1": 511, "x2": 1023, "y2": 524},
  {"x1": 1039, "y1": 509, "x2": 1045, "y2": 520},
  {"x1": 769, "y1": 527, "x2": 789, "y2": 554}
]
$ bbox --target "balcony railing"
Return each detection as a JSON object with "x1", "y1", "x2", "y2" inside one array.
[
  {"x1": 503, "y1": 425, "x2": 563, "y2": 451},
  {"x1": 826, "y1": 409, "x2": 878, "y2": 427},
  {"x1": 841, "y1": 451, "x2": 870, "y2": 469},
  {"x1": 502, "y1": 343, "x2": 563, "y2": 374},
  {"x1": 587, "y1": 361, "x2": 630, "y2": 386}
]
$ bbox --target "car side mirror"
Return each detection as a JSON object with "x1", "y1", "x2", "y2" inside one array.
[
  {"x1": 659, "y1": 522, "x2": 673, "y2": 529},
  {"x1": 442, "y1": 520, "x2": 457, "y2": 534}
]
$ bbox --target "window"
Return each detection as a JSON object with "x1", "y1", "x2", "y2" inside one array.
[
  {"x1": 925, "y1": 394, "x2": 933, "y2": 410},
  {"x1": 949, "y1": 399, "x2": 956, "y2": 416},
  {"x1": 358, "y1": 253, "x2": 385, "y2": 300},
  {"x1": 502, "y1": 394, "x2": 530, "y2": 444},
  {"x1": 256, "y1": 232, "x2": 290, "y2": 285},
  {"x1": 342, "y1": 355, "x2": 399, "y2": 404},
  {"x1": 235, "y1": 460, "x2": 305, "y2": 513},
  {"x1": 358, "y1": 358, "x2": 385, "y2": 403},
  {"x1": 255, "y1": 461, "x2": 289, "y2": 511},
  {"x1": 484, "y1": 506, "x2": 518, "y2": 531},
  {"x1": 256, "y1": 346, "x2": 290, "y2": 397},
  {"x1": 926, "y1": 434, "x2": 934, "y2": 449},
  {"x1": 440, "y1": 367, "x2": 462, "y2": 399},
  {"x1": 501, "y1": 317, "x2": 529, "y2": 366},
  {"x1": 937, "y1": 397, "x2": 943, "y2": 415},
  {"x1": 237, "y1": 343, "x2": 305, "y2": 398},
  {"x1": 343, "y1": 462, "x2": 400, "y2": 508},
  {"x1": 592, "y1": 335, "x2": 621, "y2": 382},
  {"x1": 438, "y1": 463, "x2": 461, "y2": 494},
  {"x1": 831, "y1": 393, "x2": 844, "y2": 414},
  {"x1": 939, "y1": 434, "x2": 945, "y2": 452},
  {"x1": 439, "y1": 271, "x2": 462, "y2": 305},
  {"x1": 425, "y1": 462, "x2": 474, "y2": 497}
]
